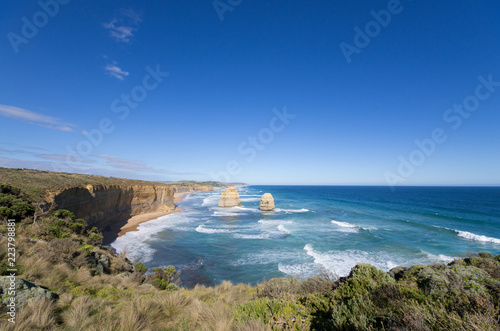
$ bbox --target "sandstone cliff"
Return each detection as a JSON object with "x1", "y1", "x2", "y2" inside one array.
[
  {"x1": 43, "y1": 183, "x2": 213, "y2": 231},
  {"x1": 218, "y1": 186, "x2": 242, "y2": 207},
  {"x1": 44, "y1": 184, "x2": 175, "y2": 230},
  {"x1": 260, "y1": 193, "x2": 275, "y2": 211}
]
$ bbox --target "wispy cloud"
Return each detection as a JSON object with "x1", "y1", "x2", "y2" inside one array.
[
  {"x1": 98, "y1": 154, "x2": 166, "y2": 174},
  {"x1": 0, "y1": 157, "x2": 91, "y2": 173},
  {"x1": 104, "y1": 61, "x2": 129, "y2": 80},
  {"x1": 36, "y1": 154, "x2": 97, "y2": 164},
  {"x1": 0, "y1": 104, "x2": 76, "y2": 132},
  {"x1": 103, "y1": 9, "x2": 142, "y2": 43}
]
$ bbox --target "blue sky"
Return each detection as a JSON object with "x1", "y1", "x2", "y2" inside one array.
[{"x1": 0, "y1": 0, "x2": 499, "y2": 185}]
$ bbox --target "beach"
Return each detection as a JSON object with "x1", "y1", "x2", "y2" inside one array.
[{"x1": 102, "y1": 191, "x2": 192, "y2": 244}]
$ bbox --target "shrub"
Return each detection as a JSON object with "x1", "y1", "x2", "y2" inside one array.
[
  {"x1": 235, "y1": 297, "x2": 311, "y2": 329},
  {"x1": 134, "y1": 262, "x2": 148, "y2": 273},
  {"x1": 52, "y1": 209, "x2": 75, "y2": 220},
  {"x1": 0, "y1": 184, "x2": 21, "y2": 196},
  {"x1": 257, "y1": 277, "x2": 301, "y2": 300},
  {"x1": 80, "y1": 243, "x2": 94, "y2": 253},
  {"x1": 0, "y1": 192, "x2": 34, "y2": 221},
  {"x1": 85, "y1": 227, "x2": 103, "y2": 245},
  {"x1": 148, "y1": 265, "x2": 181, "y2": 291},
  {"x1": 43, "y1": 238, "x2": 81, "y2": 265}
]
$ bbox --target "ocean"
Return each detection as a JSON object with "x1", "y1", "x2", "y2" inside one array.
[{"x1": 111, "y1": 186, "x2": 500, "y2": 288}]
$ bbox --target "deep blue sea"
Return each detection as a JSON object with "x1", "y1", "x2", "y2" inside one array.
[{"x1": 111, "y1": 186, "x2": 500, "y2": 288}]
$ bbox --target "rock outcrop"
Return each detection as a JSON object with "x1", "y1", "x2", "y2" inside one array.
[
  {"x1": 0, "y1": 276, "x2": 58, "y2": 309},
  {"x1": 260, "y1": 193, "x2": 275, "y2": 211},
  {"x1": 45, "y1": 184, "x2": 175, "y2": 230},
  {"x1": 218, "y1": 186, "x2": 242, "y2": 207},
  {"x1": 44, "y1": 183, "x2": 213, "y2": 231}
]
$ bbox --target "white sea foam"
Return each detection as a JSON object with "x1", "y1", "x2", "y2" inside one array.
[
  {"x1": 277, "y1": 224, "x2": 291, "y2": 234},
  {"x1": 233, "y1": 225, "x2": 290, "y2": 239},
  {"x1": 111, "y1": 233, "x2": 156, "y2": 263},
  {"x1": 455, "y1": 230, "x2": 500, "y2": 244},
  {"x1": 278, "y1": 263, "x2": 317, "y2": 278},
  {"x1": 212, "y1": 206, "x2": 259, "y2": 216},
  {"x1": 240, "y1": 197, "x2": 261, "y2": 202},
  {"x1": 232, "y1": 250, "x2": 299, "y2": 267},
  {"x1": 331, "y1": 220, "x2": 359, "y2": 233},
  {"x1": 212, "y1": 211, "x2": 238, "y2": 217},
  {"x1": 425, "y1": 252, "x2": 455, "y2": 264},
  {"x1": 303, "y1": 244, "x2": 400, "y2": 277},
  {"x1": 195, "y1": 225, "x2": 234, "y2": 234},
  {"x1": 258, "y1": 219, "x2": 293, "y2": 225},
  {"x1": 275, "y1": 208, "x2": 310, "y2": 213},
  {"x1": 233, "y1": 233, "x2": 271, "y2": 239},
  {"x1": 234, "y1": 206, "x2": 260, "y2": 212},
  {"x1": 111, "y1": 211, "x2": 197, "y2": 262},
  {"x1": 202, "y1": 195, "x2": 219, "y2": 206},
  {"x1": 331, "y1": 220, "x2": 356, "y2": 228}
]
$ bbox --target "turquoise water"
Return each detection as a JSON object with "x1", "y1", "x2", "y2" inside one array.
[{"x1": 111, "y1": 186, "x2": 500, "y2": 287}]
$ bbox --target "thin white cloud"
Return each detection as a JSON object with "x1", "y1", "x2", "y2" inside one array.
[
  {"x1": 104, "y1": 61, "x2": 129, "y2": 80},
  {"x1": 103, "y1": 9, "x2": 142, "y2": 43},
  {"x1": 120, "y1": 9, "x2": 143, "y2": 25},
  {"x1": 0, "y1": 104, "x2": 76, "y2": 132},
  {"x1": 98, "y1": 154, "x2": 167, "y2": 174},
  {"x1": 36, "y1": 154, "x2": 97, "y2": 164}
]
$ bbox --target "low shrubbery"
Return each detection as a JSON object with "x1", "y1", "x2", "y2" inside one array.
[{"x1": 0, "y1": 184, "x2": 34, "y2": 221}]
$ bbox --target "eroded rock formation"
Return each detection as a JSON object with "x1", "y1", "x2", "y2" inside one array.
[
  {"x1": 218, "y1": 186, "x2": 242, "y2": 207},
  {"x1": 0, "y1": 276, "x2": 58, "y2": 309},
  {"x1": 260, "y1": 193, "x2": 275, "y2": 211},
  {"x1": 43, "y1": 183, "x2": 213, "y2": 231}
]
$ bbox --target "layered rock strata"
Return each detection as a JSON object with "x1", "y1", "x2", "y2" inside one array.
[
  {"x1": 43, "y1": 183, "x2": 213, "y2": 231},
  {"x1": 218, "y1": 186, "x2": 242, "y2": 207},
  {"x1": 260, "y1": 193, "x2": 275, "y2": 211}
]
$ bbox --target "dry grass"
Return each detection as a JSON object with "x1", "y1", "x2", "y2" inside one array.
[{"x1": 2, "y1": 298, "x2": 56, "y2": 331}]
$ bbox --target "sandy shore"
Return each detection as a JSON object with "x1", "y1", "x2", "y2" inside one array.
[{"x1": 102, "y1": 191, "x2": 192, "y2": 244}]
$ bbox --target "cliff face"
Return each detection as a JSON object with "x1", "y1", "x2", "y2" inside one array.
[
  {"x1": 218, "y1": 186, "x2": 242, "y2": 207},
  {"x1": 260, "y1": 193, "x2": 275, "y2": 211},
  {"x1": 44, "y1": 184, "x2": 213, "y2": 231}
]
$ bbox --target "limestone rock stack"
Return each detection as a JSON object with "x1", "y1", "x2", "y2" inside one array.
[
  {"x1": 260, "y1": 193, "x2": 275, "y2": 211},
  {"x1": 218, "y1": 186, "x2": 242, "y2": 207}
]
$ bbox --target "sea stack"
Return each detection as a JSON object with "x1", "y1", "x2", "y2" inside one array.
[
  {"x1": 260, "y1": 193, "x2": 275, "y2": 211},
  {"x1": 218, "y1": 186, "x2": 242, "y2": 207}
]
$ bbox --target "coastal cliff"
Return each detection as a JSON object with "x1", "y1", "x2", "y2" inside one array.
[
  {"x1": 44, "y1": 183, "x2": 214, "y2": 230},
  {"x1": 45, "y1": 184, "x2": 176, "y2": 230},
  {"x1": 0, "y1": 167, "x2": 215, "y2": 232}
]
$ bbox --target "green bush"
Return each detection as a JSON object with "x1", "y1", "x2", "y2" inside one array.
[
  {"x1": 79, "y1": 243, "x2": 94, "y2": 253},
  {"x1": 0, "y1": 191, "x2": 34, "y2": 220},
  {"x1": 134, "y1": 262, "x2": 148, "y2": 273},
  {"x1": 236, "y1": 297, "x2": 311, "y2": 329},
  {"x1": 52, "y1": 209, "x2": 75, "y2": 220},
  {"x1": 0, "y1": 184, "x2": 21, "y2": 196},
  {"x1": 70, "y1": 285, "x2": 97, "y2": 297},
  {"x1": 87, "y1": 232, "x2": 103, "y2": 245},
  {"x1": 148, "y1": 265, "x2": 181, "y2": 291}
]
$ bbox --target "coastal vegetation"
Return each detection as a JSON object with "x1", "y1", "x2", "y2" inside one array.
[{"x1": 1, "y1": 176, "x2": 500, "y2": 330}]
